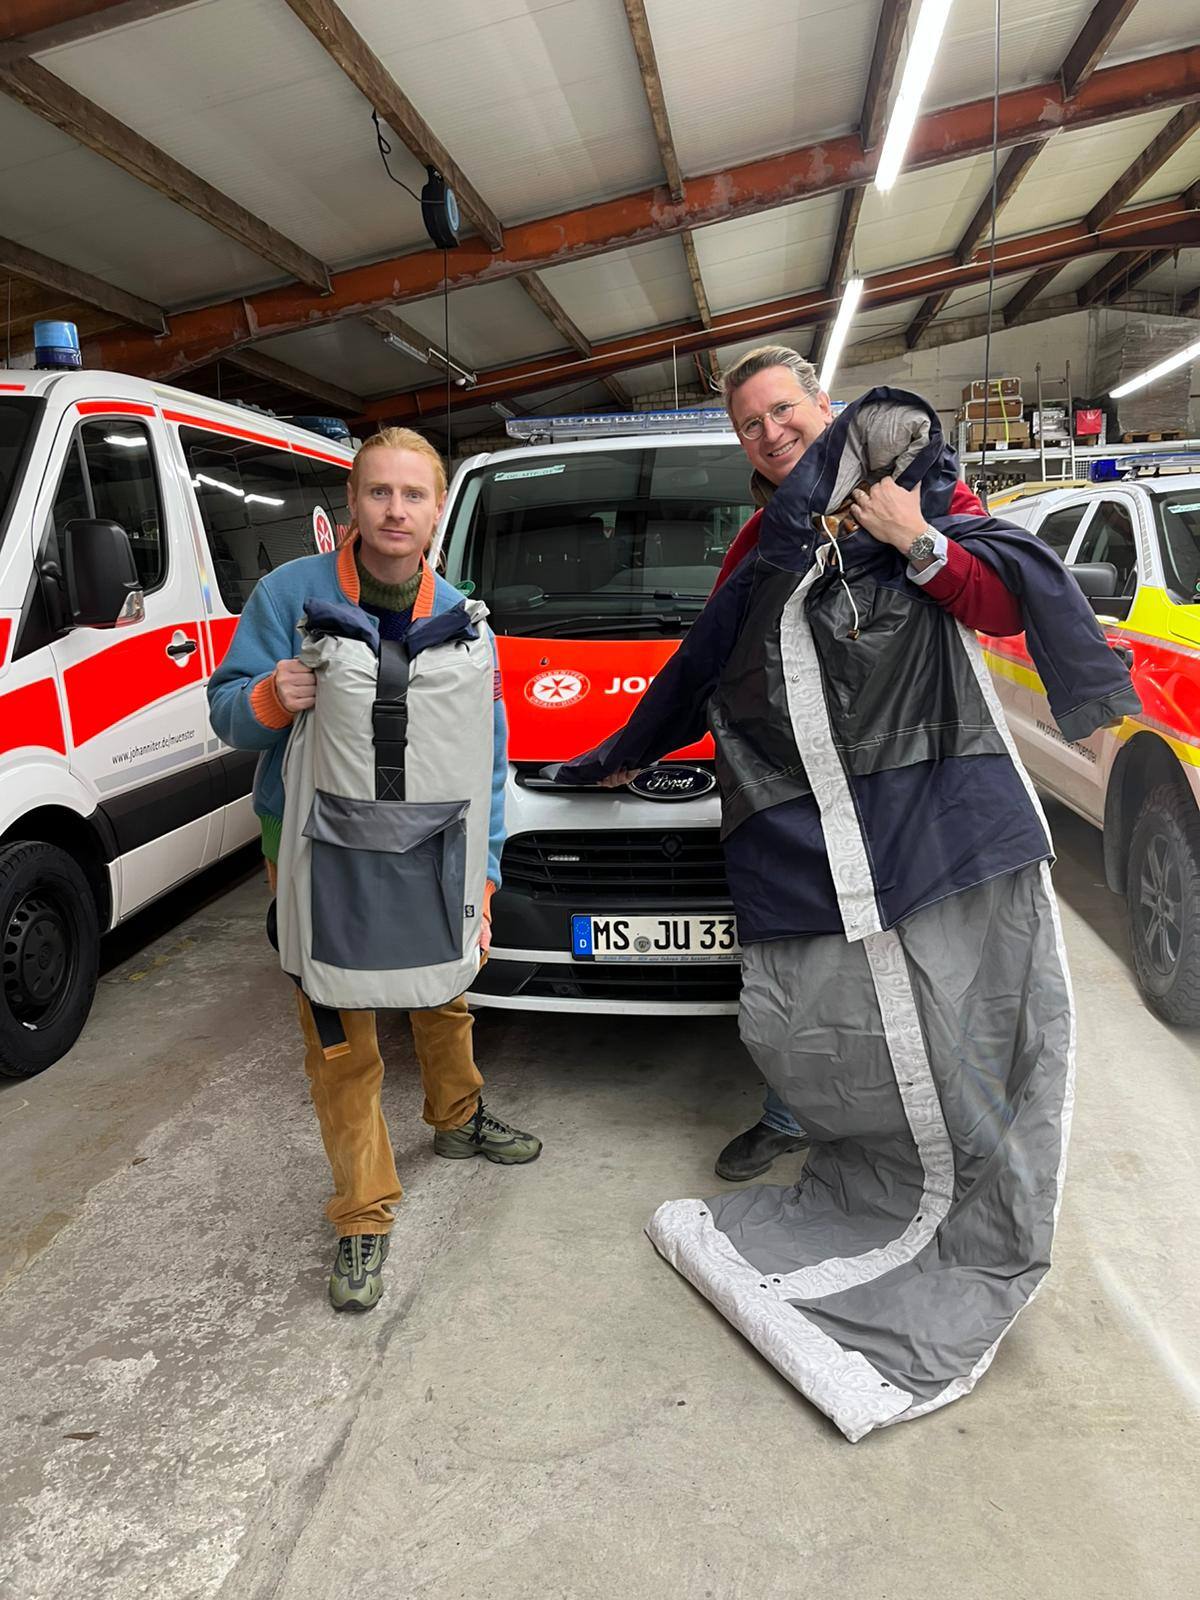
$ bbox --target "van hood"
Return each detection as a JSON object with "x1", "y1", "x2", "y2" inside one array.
[{"x1": 496, "y1": 635, "x2": 712, "y2": 763}]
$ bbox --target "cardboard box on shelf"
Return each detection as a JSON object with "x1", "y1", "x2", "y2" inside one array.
[
  {"x1": 960, "y1": 396, "x2": 1023, "y2": 421},
  {"x1": 962, "y1": 378, "x2": 1021, "y2": 403},
  {"x1": 966, "y1": 421, "x2": 1031, "y2": 450}
]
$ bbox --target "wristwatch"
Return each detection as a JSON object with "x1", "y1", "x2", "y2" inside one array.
[{"x1": 908, "y1": 529, "x2": 938, "y2": 563}]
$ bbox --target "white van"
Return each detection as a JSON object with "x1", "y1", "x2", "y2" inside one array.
[
  {"x1": 433, "y1": 412, "x2": 753, "y2": 1018},
  {"x1": 0, "y1": 364, "x2": 353, "y2": 1076}
]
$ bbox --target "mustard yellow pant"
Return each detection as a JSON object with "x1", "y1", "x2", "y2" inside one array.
[{"x1": 268, "y1": 863, "x2": 483, "y2": 1237}]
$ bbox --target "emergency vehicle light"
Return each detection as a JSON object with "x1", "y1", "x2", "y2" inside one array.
[
  {"x1": 34, "y1": 320, "x2": 81, "y2": 371},
  {"x1": 504, "y1": 409, "x2": 732, "y2": 443}
]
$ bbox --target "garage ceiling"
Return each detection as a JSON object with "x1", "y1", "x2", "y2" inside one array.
[{"x1": 0, "y1": 0, "x2": 1197, "y2": 448}]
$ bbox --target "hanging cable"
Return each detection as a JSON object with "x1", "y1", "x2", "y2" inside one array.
[
  {"x1": 443, "y1": 249, "x2": 452, "y2": 460},
  {"x1": 978, "y1": 0, "x2": 1002, "y2": 511},
  {"x1": 373, "y1": 110, "x2": 423, "y2": 202}
]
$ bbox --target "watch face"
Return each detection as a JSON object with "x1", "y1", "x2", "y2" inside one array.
[{"x1": 445, "y1": 188, "x2": 460, "y2": 234}]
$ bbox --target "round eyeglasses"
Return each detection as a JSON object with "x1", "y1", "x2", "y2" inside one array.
[{"x1": 735, "y1": 398, "x2": 801, "y2": 441}]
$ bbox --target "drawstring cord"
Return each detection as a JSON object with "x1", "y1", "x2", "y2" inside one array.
[{"x1": 816, "y1": 521, "x2": 861, "y2": 640}]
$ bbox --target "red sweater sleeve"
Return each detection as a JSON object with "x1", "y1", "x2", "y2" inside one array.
[{"x1": 920, "y1": 539, "x2": 1023, "y2": 635}]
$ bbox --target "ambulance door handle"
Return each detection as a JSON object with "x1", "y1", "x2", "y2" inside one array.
[
  {"x1": 1108, "y1": 642, "x2": 1133, "y2": 669},
  {"x1": 166, "y1": 632, "x2": 198, "y2": 660}
]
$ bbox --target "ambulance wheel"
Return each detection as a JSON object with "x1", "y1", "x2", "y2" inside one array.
[
  {"x1": 1127, "y1": 783, "x2": 1200, "y2": 1028},
  {"x1": 0, "y1": 841, "x2": 100, "y2": 1078}
]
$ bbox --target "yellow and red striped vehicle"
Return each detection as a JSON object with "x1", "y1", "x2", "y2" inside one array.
[{"x1": 982, "y1": 472, "x2": 1200, "y2": 1023}]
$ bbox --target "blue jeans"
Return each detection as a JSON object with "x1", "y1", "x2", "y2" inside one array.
[{"x1": 760, "y1": 1086, "x2": 806, "y2": 1137}]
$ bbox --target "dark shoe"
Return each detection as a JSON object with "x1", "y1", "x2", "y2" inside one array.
[
  {"x1": 715, "y1": 1120, "x2": 809, "y2": 1182},
  {"x1": 433, "y1": 1102, "x2": 542, "y2": 1165},
  {"x1": 329, "y1": 1233, "x2": 389, "y2": 1313}
]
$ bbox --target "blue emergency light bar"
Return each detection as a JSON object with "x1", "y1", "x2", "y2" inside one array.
[{"x1": 505, "y1": 409, "x2": 732, "y2": 442}]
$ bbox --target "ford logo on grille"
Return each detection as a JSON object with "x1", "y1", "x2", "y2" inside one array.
[{"x1": 628, "y1": 765, "x2": 715, "y2": 802}]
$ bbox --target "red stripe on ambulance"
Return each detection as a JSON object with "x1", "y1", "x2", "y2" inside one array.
[
  {"x1": 63, "y1": 623, "x2": 204, "y2": 745},
  {"x1": 0, "y1": 678, "x2": 66, "y2": 758},
  {"x1": 208, "y1": 616, "x2": 239, "y2": 670},
  {"x1": 0, "y1": 617, "x2": 12, "y2": 669}
]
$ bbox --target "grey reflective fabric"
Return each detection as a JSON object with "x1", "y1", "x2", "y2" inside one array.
[
  {"x1": 827, "y1": 401, "x2": 931, "y2": 510},
  {"x1": 276, "y1": 600, "x2": 495, "y2": 1010},
  {"x1": 648, "y1": 863, "x2": 1074, "y2": 1442},
  {"x1": 648, "y1": 545, "x2": 1073, "y2": 1441}
]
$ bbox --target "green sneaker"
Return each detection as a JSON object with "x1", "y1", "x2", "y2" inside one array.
[
  {"x1": 329, "y1": 1233, "x2": 389, "y2": 1313},
  {"x1": 433, "y1": 1102, "x2": 542, "y2": 1165}
]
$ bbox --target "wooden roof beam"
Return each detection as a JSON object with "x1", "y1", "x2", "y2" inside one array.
[
  {"x1": 0, "y1": 232, "x2": 165, "y2": 331},
  {"x1": 282, "y1": 0, "x2": 503, "y2": 252},
  {"x1": 861, "y1": 0, "x2": 912, "y2": 151},
  {"x1": 353, "y1": 195, "x2": 1197, "y2": 423},
  {"x1": 84, "y1": 44, "x2": 1200, "y2": 380},
  {"x1": 225, "y1": 349, "x2": 363, "y2": 414},
  {"x1": 813, "y1": 2, "x2": 910, "y2": 370},
  {"x1": 0, "y1": 1, "x2": 197, "y2": 63},
  {"x1": 621, "y1": 0, "x2": 683, "y2": 202},
  {"x1": 903, "y1": 139, "x2": 1049, "y2": 348},
  {"x1": 0, "y1": 58, "x2": 331, "y2": 292},
  {"x1": 1003, "y1": 266, "x2": 1065, "y2": 324},
  {"x1": 1061, "y1": 1, "x2": 1142, "y2": 100},
  {"x1": 1087, "y1": 103, "x2": 1200, "y2": 231},
  {"x1": 515, "y1": 271, "x2": 592, "y2": 356},
  {"x1": 681, "y1": 230, "x2": 720, "y2": 389}
]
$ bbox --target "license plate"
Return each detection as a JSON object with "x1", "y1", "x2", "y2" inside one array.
[{"x1": 571, "y1": 913, "x2": 740, "y2": 962}]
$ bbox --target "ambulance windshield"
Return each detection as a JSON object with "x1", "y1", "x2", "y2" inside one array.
[
  {"x1": 1155, "y1": 488, "x2": 1200, "y2": 603},
  {"x1": 0, "y1": 398, "x2": 40, "y2": 545},
  {"x1": 454, "y1": 444, "x2": 754, "y2": 638}
]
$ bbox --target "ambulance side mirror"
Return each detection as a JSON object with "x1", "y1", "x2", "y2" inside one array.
[
  {"x1": 1069, "y1": 561, "x2": 1118, "y2": 600},
  {"x1": 62, "y1": 518, "x2": 145, "y2": 628}
]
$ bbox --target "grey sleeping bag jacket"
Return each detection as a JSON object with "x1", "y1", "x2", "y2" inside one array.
[{"x1": 276, "y1": 597, "x2": 496, "y2": 1012}]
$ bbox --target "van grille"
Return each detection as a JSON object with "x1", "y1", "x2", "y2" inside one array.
[{"x1": 502, "y1": 829, "x2": 730, "y2": 898}]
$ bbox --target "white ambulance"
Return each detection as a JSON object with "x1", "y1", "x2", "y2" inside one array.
[
  {"x1": 0, "y1": 359, "x2": 353, "y2": 1077},
  {"x1": 433, "y1": 411, "x2": 752, "y2": 1018}
]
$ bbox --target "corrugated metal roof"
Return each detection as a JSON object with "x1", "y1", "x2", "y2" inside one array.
[
  {"x1": 538, "y1": 239, "x2": 697, "y2": 342},
  {"x1": 854, "y1": 153, "x2": 997, "y2": 276},
  {"x1": 693, "y1": 196, "x2": 843, "y2": 314},
  {"x1": 0, "y1": 91, "x2": 274, "y2": 304},
  {"x1": 2, "y1": 0, "x2": 1193, "y2": 422},
  {"x1": 342, "y1": 0, "x2": 665, "y2": 222},
  {"x1": 648, "y1": 0, "x2": 879, "y2": 172},
  {"x1": 998, "y1": 110, "x2": 1184, "y2": 239},
  {"x1": 42, "y1": 0, "x2": 432, "y2": 267}
]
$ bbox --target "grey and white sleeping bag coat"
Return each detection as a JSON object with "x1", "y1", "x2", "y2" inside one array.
[{"x1": 276, "y1": 598, "x2": 495, "y2": 1011}]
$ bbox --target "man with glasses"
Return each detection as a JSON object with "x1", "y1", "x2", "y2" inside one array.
[
  {"x1": 563, "y1": 350, "x2": 1136, "y2": 1434},
  {"x1": 708, "y1": 348, "x2": 1005, "y2": 1181}
]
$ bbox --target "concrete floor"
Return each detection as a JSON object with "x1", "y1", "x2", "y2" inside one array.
[{"x1": 1, "y1": 801, "x2": 1197, "y2": 1600}]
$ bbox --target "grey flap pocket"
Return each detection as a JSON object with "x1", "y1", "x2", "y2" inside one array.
[
  {"x1": 304, "y1": 791, "x2": 470, "y2": 973},
  {"x1": 304, "y1": 790, "x2": 469, "y2": 852}
]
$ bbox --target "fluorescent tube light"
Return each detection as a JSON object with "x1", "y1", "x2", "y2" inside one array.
[
  {"x1": 492, "y1": 401, "x2": 516, "y2": 420},
  {"x1": 384, "y1": 332, "x2": 431, "y2": 363},
  {"x1": 1110, "y1": 336, "x2": 1200, "y2": 399},
  {"x1": 874, "y1": 0, "x2": 955, "y2": 194},
  {"x1": 427, "y1": 347, "x2": 477, "y2": 387},
  {"x1": 818, "y1": 277, "x2": 865, "y2": 394}
]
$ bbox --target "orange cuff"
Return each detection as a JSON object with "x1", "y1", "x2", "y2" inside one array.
[
  {"x1": 249, "y1": 672, "x2": 294, "y2": 730},
  {"x1": 483, "y1": 880, "x2": 496, "y2": 919}
]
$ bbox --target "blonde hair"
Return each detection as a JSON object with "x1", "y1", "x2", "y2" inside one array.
[
  {"x1": 720, "y1": 346, "x2": 822, "y2": 413},
  {"x1": 348, "y1": 426, "x2": 447, "y2": 496},
  {"x1": 342, "y1": 427, "x2": 448, "y2": 547}
]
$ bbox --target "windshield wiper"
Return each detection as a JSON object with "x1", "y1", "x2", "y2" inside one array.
[{"x1": 500, "y1": 613, "x2": 692, "y2": 638}]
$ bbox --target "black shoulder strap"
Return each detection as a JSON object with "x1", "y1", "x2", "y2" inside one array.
[{"x1": 373, "y1": 639, "x2": 411, "y2": 801}]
